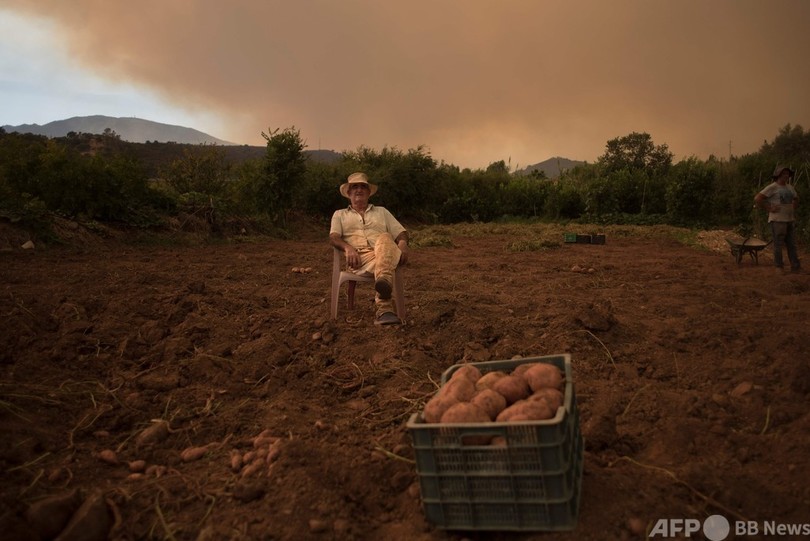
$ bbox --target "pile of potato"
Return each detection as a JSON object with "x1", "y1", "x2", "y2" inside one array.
[
  {"x1": 228, "y1": 429, "x2": 283, "y2": 478},
  {"x1": 422, "y1": 362, "x2": 565, "y2": 424}
]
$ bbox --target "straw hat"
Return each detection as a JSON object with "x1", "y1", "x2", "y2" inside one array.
[
  {"x1": 772, "y1": 165, "x2": 794, "y2": 179},
  {"x1": 340, "y1": 172, "x2": 378, "y2": 198}
]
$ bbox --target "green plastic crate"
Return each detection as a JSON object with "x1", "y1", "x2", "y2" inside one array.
[
  {"x1": 407, "y1": 354, "x2": 583, "y2": 532},
  {"x1": 563, "y1": 232, "x2": 577, "y2": 243}
]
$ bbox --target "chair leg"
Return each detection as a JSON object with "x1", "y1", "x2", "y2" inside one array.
[
  {"x1": 393, "y1": 268, "x2": 406, "y2": 322},
  {"x1": 347, "y1": 281, "x2": 357, "y2": 310},
  {"x1": 330, "y1": 282, "x2": 339, "y2": 320}
]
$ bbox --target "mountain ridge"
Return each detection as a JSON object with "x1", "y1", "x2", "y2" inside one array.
[
  {"x1": 517, "y1": 156, "x2": 587, "y2": 178},
  {"x1": 3, "y1": 115, "x2": 235, "y2": 146},
  {"x1": 3, "y1": 115, "x2": 584, "y2": 173}
]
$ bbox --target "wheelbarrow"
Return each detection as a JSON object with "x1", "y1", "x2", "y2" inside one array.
[{"x1": 726, "y1": 236, "x2": 771, "y2": 265}]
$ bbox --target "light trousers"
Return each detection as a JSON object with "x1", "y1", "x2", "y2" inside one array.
[{"x1": 349, "y1": 233, "x2": 402, "y2": 316}]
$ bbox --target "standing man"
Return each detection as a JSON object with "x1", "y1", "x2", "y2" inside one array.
[
  {"x1": 330, "y1": 172, "x2": 409, "y2": 325},
  {"x1": 755, "y1": 165, "x2": 800, "y2": 272}
]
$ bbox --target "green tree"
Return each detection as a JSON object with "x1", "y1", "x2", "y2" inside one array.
[
  {"x1": 259, "y1": 127, "x2": 307, "y2": 227},
  {"x1": 760, "y1": 123, "x2": 810, "y2": 166},
  {"x1": 665, "y1": 157, "x2": 717, "y2": 224},
  {"x1": 341, "y1": 145, "x2": 441, "y2": 221},
  {"x1": 596, "y1": 132, "x2": 673, "y2": 214},
  {"x1": 164, "y1": 144, "x2": 231, "y2": 197},
  {"x1": 598, "y1": 132, "x2": 673, "y2": 176}
]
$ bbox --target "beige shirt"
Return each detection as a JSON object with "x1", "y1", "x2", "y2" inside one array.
[{"x1": 330, "y1": 204, "x2": 406, "y2": 251}]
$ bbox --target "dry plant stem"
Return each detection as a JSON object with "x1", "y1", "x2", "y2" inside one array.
[
  {"x1": 621, "y1": 384, "x2": 652, "y2": 417},
  {"x1": 6, "y1": 451, "x2": 51, "y2": 473},
  {"x1": 154, "y1": 492, "x2": 179, "y2": 541},
  {"x1": 197, "y1": 494, "x2": 217, "y2": 528},
  {"x1": 567, "y1": 329, "x2": 617, "y2": 369},
  {"x1": 107, "y1": 497, "x2": 124, "y2": 537},
  {"x1": 372, "y1": 443, "x2": 415, "y2": 464},
  {"x1": 67, "y1": 407, "x2": 111, "y2": 449},
  {"x1": 673, "y1": 352, "x2": 680, "y2": 383},
  {"x1": 20, "y1": 468, "x2": 44, "y2": 496},
  {"x1": 0, "y1": 399, "x2": 32, "y2": 422},
  {"x1": 760, "y1": 406, "x2": 771, "y2": 435},
  {"x1": 613, "y1": 456, "x2": 749, "y2": 523},
  {"x1": 2, "y1": 392, "x2": 62, "y2": 406}
]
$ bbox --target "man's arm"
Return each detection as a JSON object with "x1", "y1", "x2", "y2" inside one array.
[
  {"x1": 754, "y1": 192, "x2": 775, "y2": 212},
  {"x1": 330, "y1": 233, "x2": 362, "y2": 269},
  {"x1": 394, "y1": 231, "x2": 409, "y2": 265}
]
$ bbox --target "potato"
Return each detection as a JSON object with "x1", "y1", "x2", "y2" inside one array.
[
  {"x1": 528, "y1": 387, "x2": 564, "y2": 412},
  {"x1": 423, "y1": 393, "x2": 460, "y2": 423},
  {"x1": 441, "y1": 375, "x2": 476, "y2": 402},
  {"x1": 475, "y1": 370, "x2": 507, "y2": 391},
  {"x1": 145, "y1": 465, "x2": 167, "y2": 478},
  {"x1": 134, "y1": 420, "x2": 170, "y2": 447},
  {"x1": 229, "y1": 450, "x2": 243, "y2": 473},
  {"x1": 512, "y1": 362, "x2": 538, "y2": 378},
  {"x1": 492, "y1": 374, "x2": 530, "y2": 404},
  {"x1": 266, "y1": 441, "x2": 282, "y2": 464},
  {"x1": 439, "y1": 402, "x2": 490, "y2": 424},
  {"x1": 128, "y1": 460, "x2": 147, "y2": 473},
  {"x1": 97, "y1": 449, "x2": 118, "y2": 465},
  {"x1": 241, "y1": 457, "x2": 265, "y2": 478},
  {"x1": 450, "y1": 364, "x2": 482, "y2": 384},
  {"x1": 180, "y1": 446, "x2": 209, "y2": 462},
  {"x1": 470, "y1": 389, "x2": 507, "y2": 421},
  {"x1": 522, "y1": 363, "x2": 564, "y2": 392},
  {"x1": 496, "y1": 399, "x2": 554, "y2": 422},
  {"x1": 489, "y1": 436, "x2": 508, "y2": 447}
]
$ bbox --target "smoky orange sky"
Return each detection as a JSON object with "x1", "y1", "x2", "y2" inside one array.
[{"x1": 3, "y1": 0, "x2": 810, "y2": 170}]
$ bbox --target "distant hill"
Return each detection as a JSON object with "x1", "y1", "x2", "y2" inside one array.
[
  {"x1": 518, "y1": 157, "x2": 587, "y2": 178},
  {"x1": 2, "y1": 115, "x2": 235, "y2": 145},
  {"x1": 2, "y1": 115, "x2": 343, "y2": 171}
]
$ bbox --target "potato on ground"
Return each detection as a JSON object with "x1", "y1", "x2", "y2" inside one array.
[
  {"x1": 470, "y1": 389, "x2": 507, "y2": 421},
  {"x1": 423, "y1": 392, "x2": 460, "y2": 423},
  {"x1": 528, "y1": 387, "x2": 564, "y2": 412},
  {"x1": 491, "y1": 374, "x2": 530, "y2": 404},
  {"x1": 450, "y1": 364, "x2": 482, "y2": 384},
  {"x1": 475, "y1": 370, "x2": 507, "y2": 391},
  {"x1": 522, "y1": 363, "x2": 564, "y2": 392},
  {"x1": 439, "y1": 402, "x2": 491, "y2": 424},
  {"x1": 496, "y1": 399, "x2": 554, "y2": 422}
]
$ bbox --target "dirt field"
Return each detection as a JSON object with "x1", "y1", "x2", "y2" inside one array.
[{"x1": 1, "y1": 222, "x2": 808, "y2": 541}]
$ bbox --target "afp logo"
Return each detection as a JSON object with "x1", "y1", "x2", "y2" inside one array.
[{"x1": 650, "y1": 515, "x2": 730, "y2": 540}]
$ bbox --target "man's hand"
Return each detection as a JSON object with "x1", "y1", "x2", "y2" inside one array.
[
  {"x1": 345, "y1": 246, "x2": 361, "y2": 269},
  {"x1": 398, "y1": 240, "x2": 409, "y2": 265}
]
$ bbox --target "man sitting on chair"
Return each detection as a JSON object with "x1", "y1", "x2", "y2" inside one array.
[{"x1": 329, "y1": 172, "x2": 409, "y2": 325}]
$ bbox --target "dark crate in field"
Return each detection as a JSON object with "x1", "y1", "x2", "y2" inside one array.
[
  {"x1": 407, "y1": 354, "x2": 583, "y2": 532},
  {"x1": 575, "y1": 234, "x2": 591, "y2": 244}
]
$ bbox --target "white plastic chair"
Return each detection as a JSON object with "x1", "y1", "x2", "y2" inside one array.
[{"x1": 330, "y1": 247, "x2": 406, "y2": 322}]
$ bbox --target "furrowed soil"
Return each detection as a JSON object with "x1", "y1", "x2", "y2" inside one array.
[{"x1": 1, "y1": 222, "x2": 808, "y2": 541}]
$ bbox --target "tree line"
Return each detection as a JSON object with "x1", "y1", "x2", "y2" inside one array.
[{"x1": 1, "y1": 124, "x2": 808, "y2": 244}]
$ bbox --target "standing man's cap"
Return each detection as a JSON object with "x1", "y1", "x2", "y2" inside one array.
[
  {"x1": 773, "y1": 165, "x2": 795, "y2": 179},
  {"x1": 340, "y1": 172, "x2": 378, "y2": 198}
]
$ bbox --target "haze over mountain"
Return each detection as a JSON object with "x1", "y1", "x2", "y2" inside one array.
[
  {"x1": 2, "y1": 115, "x2": 234, "y2": 145},
  {"x1": 3, "y1": 115, "x2": 581, "y2": 172},
  {"x1": 518, "y1": 157, "x2": 586, "y2": 178}
]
